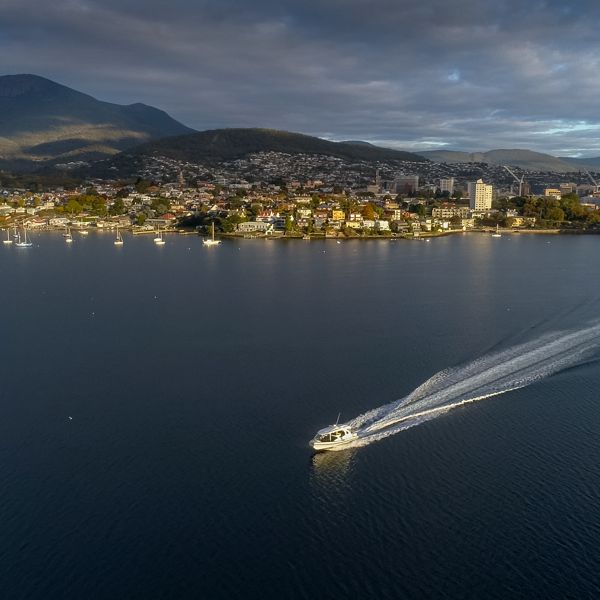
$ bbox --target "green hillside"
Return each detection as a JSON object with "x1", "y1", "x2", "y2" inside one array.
[{"x1": 129, "y1": 128, "x2": 427, "y2": 164}]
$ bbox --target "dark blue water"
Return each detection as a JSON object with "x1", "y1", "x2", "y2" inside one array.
[{"x1": 2, "y1": 232, "x2": 600, "y2": 599}]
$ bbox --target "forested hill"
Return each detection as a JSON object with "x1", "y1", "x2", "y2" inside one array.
[
  {"x1": 126, "y1": 128, "x2": 428, "y2": 164},
  {"x1": 0, "y1": 74, "x2": 193, "y2": 169}
]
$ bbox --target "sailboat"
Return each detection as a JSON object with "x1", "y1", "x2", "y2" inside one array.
[
  {"x1": 3, "y1": 228, "x2": 12, "y2": 245},
  {"x1": 65, "y1": 227, "x2": 73, "y2": 243},
  {"x1": 202, "y1": 222, "x2": 221, "y2": 246},
  {"x1": 114, "y1": 225, "x2": 124, "y2": 246},
  {"x1": 491, "y1": 224, "x2": 502, "y2": 238},
  {"x1": 154, "y1": 226, "x2": 165, "y2": 245},
  {"x1": 15, "y1": 227, "x2": 33, "y2": 247}
]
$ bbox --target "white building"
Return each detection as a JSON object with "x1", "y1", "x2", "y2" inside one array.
[
  {"x1": 468, "y1": 179, "x2": 493, "y2": 211},
  {"x1": 440, "y1": 178, "x2": 455, "y2": 195}
]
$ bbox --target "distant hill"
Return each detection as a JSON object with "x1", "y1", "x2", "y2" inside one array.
[
  {"x1": 558, "y1": 156, "x2": 600, "y2": 170},
  {"x1": 418, "y1": 148, "x2": 582, "y2": 173},
  {"x1": 0, "y1": 74, "x2": 193, "y2": 169},
  {"x1": 126, "y1": 128, "x2": 427, "y2": 164}
]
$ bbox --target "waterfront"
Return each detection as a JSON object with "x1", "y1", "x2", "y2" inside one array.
[{"x1": 2, "y1": 233, "x2": 600, "y2": 599}]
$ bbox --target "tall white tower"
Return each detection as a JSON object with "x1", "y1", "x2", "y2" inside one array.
[{"x1": 468, "y1": 179, "x2": 493, "y2": 210}]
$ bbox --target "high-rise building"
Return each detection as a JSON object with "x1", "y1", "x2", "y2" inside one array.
[
  {"x1": 439, "y1": 178, "x2": 455, "y2": 195},
  {"x1": 468, "y1": 179, "x2": 493, "y2": 211},
  {"x1": 395, "y1": 175, "x2": 419, "y2": 195}
]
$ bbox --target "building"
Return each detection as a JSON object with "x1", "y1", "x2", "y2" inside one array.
[
  {"x1": 468, "y1": 179, "x2": 493, "y2": 211},
  {"x1": 544, "y1": 188, "x2": 561, "y2": 199},
  {"x1": 394, "y1": 175, "x2": 419, "y2": 195},
  {"x1": 432, "y1": 204, "x2": 470, "y2": 219},
  {"x1": 439, "y1": 178, "x2": 455, "y2": 195}
]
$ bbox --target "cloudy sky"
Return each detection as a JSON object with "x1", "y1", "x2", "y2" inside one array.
[{"x1": 2, "y1": 0, "x2": 600, "y2": 156}]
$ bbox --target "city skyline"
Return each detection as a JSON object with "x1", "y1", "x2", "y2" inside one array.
[{"x1": 2, "y1": 0, "x2": 600, "y2": 156}]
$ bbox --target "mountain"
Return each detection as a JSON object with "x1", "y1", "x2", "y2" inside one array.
[
  {"x1": 558, "y1": 156, "x2": 600, "y2": 170},
  {"x1": 123, "y1": 128, "x2": 427, "y2": 164},
  {"x1": 418, "y1": 148, "x2": 581, "y2": 173},
  {"x1": 0, "y1": 74, "x2": 193, "y2": 169}
]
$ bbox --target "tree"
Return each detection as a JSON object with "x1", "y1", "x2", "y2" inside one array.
[
  {"x1": 449, "y1": 215, "x2": 462, "y2": 227},
  {"x1": 362, "y1": 203, "x2": 376, "y2": 220},
  {"x1": 65, "y1": 198, "x2": 83, "y2": 215},
  {"x1": 109, "y1": 198, "x2": 125, "y2": 216},
  {"x1": 544, "y1": 207, "x2": 564, "y2": 222}
]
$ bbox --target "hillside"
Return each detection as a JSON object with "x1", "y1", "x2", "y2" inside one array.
[
  {"x1": 559, "y1": 156, "x2": 600, "y2": 170},
  {"x1": 418, "y1": 148, "x2": 582, "y2": 173},
  {"x1": 126, "y1": 128, "x2": 427, "y2": 164},
  {"x1": 0, "y1": 74, "x2": 193, "y2": 168}
]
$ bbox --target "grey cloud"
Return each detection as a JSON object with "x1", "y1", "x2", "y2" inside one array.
[{"x1": 2, "y1": 0, "x2": 600, "y2": 155}]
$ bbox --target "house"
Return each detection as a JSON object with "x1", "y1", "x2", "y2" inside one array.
[
  {"x1": 375, "y1": 220, "x2": 390, "y2": 231},
  {"x1": 237, "y1": 221, "x2": 274, "y2": 234}
]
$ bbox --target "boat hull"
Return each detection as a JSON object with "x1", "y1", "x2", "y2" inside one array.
[{"x1": 310, "y1": 433, "x2": 358, "y2": 452}]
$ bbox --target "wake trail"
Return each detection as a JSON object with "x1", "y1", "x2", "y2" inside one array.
[{"x1": 340, "y1": 321, "x2": 600, "y2": 448}]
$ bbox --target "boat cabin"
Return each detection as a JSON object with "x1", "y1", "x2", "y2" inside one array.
[{"x1": 315, "y1": 426, "x2": 353, "y2": 444}]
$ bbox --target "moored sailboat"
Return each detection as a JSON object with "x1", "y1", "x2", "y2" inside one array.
[
  {"x1": 202, "y1": 222, "x2": 221, "y2": 246},
  {"x1": 114, "y1": 225, "x2": 124, "y2": 246}
]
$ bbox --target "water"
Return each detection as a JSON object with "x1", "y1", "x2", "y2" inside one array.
[
  {"x1": 2, "y1": 232, "x2": 600, "y2": 599},
  {"x1": 346, "y1": 321, "x2": 600, "y2": 447}
]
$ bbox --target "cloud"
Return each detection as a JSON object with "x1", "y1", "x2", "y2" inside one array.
[{"x1": 2, "y1": 0, "x2": 600, "y2": 155}]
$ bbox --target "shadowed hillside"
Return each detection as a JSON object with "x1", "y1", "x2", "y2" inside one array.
[{"x1": 0, "y1": 74, "x2": 193, "y2": 168}]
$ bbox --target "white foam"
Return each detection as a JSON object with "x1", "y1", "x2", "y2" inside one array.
[{"x1": 341, "y1": 322, "x2": 600, "y2": 448}]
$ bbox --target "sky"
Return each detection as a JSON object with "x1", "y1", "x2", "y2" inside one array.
[{"x1": 2, "y1": 0, "x2": 600, "y2": 156}]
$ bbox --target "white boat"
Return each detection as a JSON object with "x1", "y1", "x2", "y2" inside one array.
[
  {"x1": 79, "y1": 230, "x2": 89, "y2": 236},
  {"x1": 3, "y1": 228, "x2": 12, "y2": 245},
  {"x1": 203, "y1": 222, "x2": 221, "y2": 246},
  {"x1": 65, "y1": 227, "x2": 73, "y2": 243},
  {"x1": 15, "y1": 228, "x2": 32, "y2": 247},
  {"x1": 114, "y1": 226, "x2": 124, "y2": 246},
  {"x1": 309, "y1": 420, "x2": 358, "y2": 452},
  {"x1": 491, "y1": 224, "x2": 502, "y2": 238},
  {"x1": 154, "y1": 228, "x2": 165, "y2": 245}
]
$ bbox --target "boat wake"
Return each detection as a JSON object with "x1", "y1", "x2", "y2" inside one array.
[{"x1": 340, "y1": 321, "x2": 600, "y2": 449}]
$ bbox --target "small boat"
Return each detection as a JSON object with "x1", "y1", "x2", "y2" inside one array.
[
  {"x1": 15, "y1": 228, "x2": 33, "y2": 247},
  {"x1": 65, "y1": 227, "x2": 73, "y2": 243},
  {"x1": 302, "y1": 234, "x2": 311, "y2": 240},
  {"x1": 154, "y1": 228, "x2": 165, "y2": 245},
  {"x1": 491, "y1": 224, "x2": 502, "y2": 238},
  {"x1": 310, "y1": 418, "x2": 358, "y2": 452},
  {"x1": 3, "y1": 228, "x2": 12, "y2": 245},
  {"x1": 79, "y1": 230, "x2": 89, "y2": 236},
  {"x1": 203, "y1": 222, "x2": 221, "y2": 246},
  {"x1": 114, "y1": 226, "x2": 124, "y2": 246}
]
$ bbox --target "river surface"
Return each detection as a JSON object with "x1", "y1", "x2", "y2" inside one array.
[{"x1": 2, "y1": 232, "x2": 600, "y2": 599}]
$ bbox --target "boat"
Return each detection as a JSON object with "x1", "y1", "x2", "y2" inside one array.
[
  {"x1": 309, "y1": 417, "x2": 358, "y2": 452},
  {"x1": 302, "y1": 234, "x2": 311, "y2": 240},
  {"x1": 79, "y1": 229, "x2": 89, "y2": 236},
  {"x1": 154, "y1": 228, "x2": 165, "y2": 245},
  {"x1": 491, "y1": 224, "x2": 502, "y2": 238},
  {"x1": 3, "y1": 228, "x2": 12, "y2": 245},
  {"x1": 15, "y1": 228, "x2": 32, "y2": 247},
  {"x1": 65, "y1": 227, "x2": 73, "y2": 243},
  {"x1": 203, "y1": 222, "x2": 221, "y2": 246},
  {"x1": 114, "y1": 226, "x2": 124, "y2": 246}
]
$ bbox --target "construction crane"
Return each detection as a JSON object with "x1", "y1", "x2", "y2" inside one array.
[
  {"x1": 584, "y1": 170, "x2": 600, "y2": 193},
  {"x1": 503, "y1": 165, "x2": 525, "y2": 196}
]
